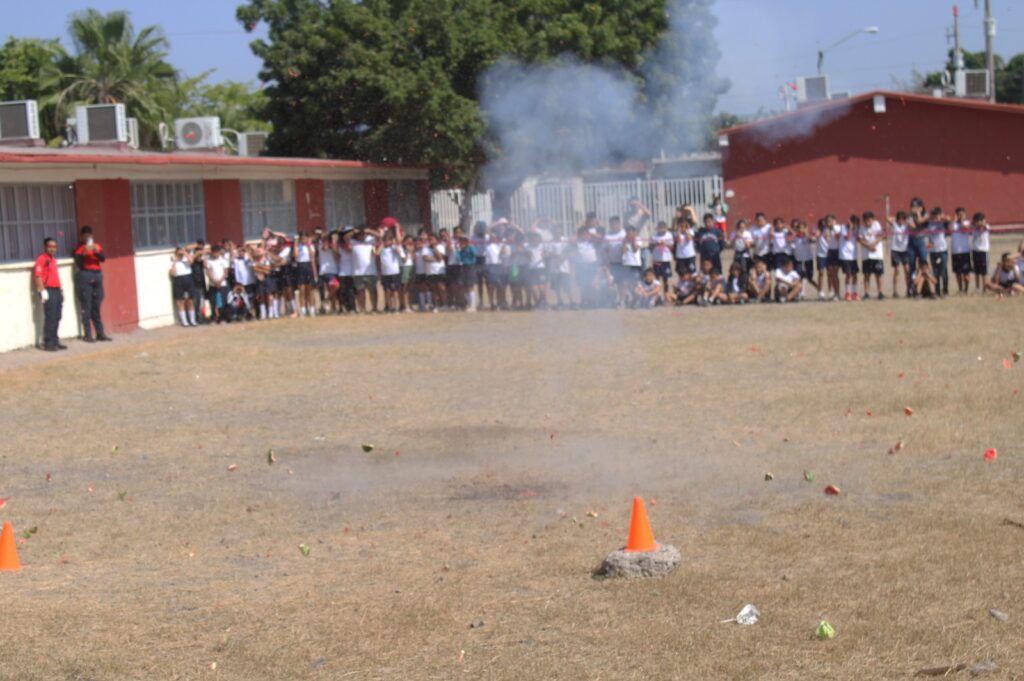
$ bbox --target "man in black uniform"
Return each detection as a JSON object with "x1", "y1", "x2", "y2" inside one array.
[{"x1": 73, "y1": 226, "x2": 112, "y2": 342}]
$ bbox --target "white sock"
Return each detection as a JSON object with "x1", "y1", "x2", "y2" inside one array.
[
  {"x1": 179, "y1": 310, "x2": 189, "y2": 326},
  {"x1": 259, "y1": 303, "x2": 267, "y2": 320},
  {"x1": 468, "y1": 290, "x2": 477, "y2": 310},
  {"x1": 309, "y1": 306, "x2": 316, "y2": 317},
  {"x1": 187, "y1": 308, "x2": 197, "y2": 325},
  {"x1": 271, "y1": 299, "x2": 279, "y2": 317}
]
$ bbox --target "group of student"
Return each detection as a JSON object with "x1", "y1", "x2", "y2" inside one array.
[{"x1": 164, "y1": 196, "x2": 1023, "y2": 325}]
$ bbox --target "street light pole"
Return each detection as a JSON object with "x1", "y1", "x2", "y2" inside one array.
[
  {"x1": 817, "y1": 26, "x2": 881, "y2": 75},
  {"x1": 984, "y1": 0, "x2": 996, "y2": 102}
]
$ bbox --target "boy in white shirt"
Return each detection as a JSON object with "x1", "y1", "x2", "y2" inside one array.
[
  {"x1": 971, "y1": 211, "x2": 990, "y2": 292},
  {"x1": 206, "y1": 244, "x2": 231, "y2": 323},
  {"x1": 633, "y1": 268, "x2": 663, "y2": 308},
  {"x1": 378, "y1": 230, "x2": 404, "y2": 313},
  {"x1": 857, "y1": 211, "x2": 886, "y2": 300},
  {"x1": 649, "y1": 221, "x2": 674, "y2": 292},
  {"x1": 773, "y1": 258, "x2": 802, "y2": 303},
  {"x1": 791, "y1": 220, "x2": 815, "y2": 300},
  {"x1": 351, "y1": 226, "x2": 380, "y2": 313},
  {"x1": 888, "y1": 211, "x2": 911, "y2": 298},
  {"x1": 949, "y1": 207, "x2": 973, "y2": 295},
  {"x1": 927, "y1": 207, "x2": 950, "y2": 297}
]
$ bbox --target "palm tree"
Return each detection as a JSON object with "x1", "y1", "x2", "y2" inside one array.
[{"x1": 43, "y1": 9, "x2": 180, "y2": 146}]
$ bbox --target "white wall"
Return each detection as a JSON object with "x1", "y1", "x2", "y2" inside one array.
[
  {"x1": 0, "y1": 259, "x2": 82, "y2": 353},
  {"x1": 134, "y1": 249, "x2": 176, "y2": 330}
]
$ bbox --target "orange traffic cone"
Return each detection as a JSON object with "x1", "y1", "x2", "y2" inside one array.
[
  {"x1": 624, "y1": 496, "x2": 658, "y2": 552},
  {"x1": 0, "y1": 522, "x2": 21, "y2": 571}
]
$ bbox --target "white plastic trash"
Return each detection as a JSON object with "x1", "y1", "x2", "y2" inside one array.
[{"x1": 721, "y1": 604, "x2": 760, "y2": 625}]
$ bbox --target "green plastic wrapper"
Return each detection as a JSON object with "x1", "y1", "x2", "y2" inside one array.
[
  {"x1": 299, "y1": 543, "x2": 311, "y2": 557},
  {"x1": 816, "y1": 620, "x2": 835, "y2": 640}
]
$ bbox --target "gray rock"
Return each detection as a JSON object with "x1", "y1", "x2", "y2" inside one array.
[{"x1": 593, "y1": 544, "x2": 680, "y2": 579}]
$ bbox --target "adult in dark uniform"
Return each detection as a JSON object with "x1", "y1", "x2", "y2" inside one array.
[
  {"x1": 33, "y1": 237, "x2": 67, "y2": 351},
  {"x1": 73, "y1": 226, "x2": 112, "y2": 342}
]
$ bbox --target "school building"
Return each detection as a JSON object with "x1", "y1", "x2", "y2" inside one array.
[
  {"x1": 719, "y1": 90, "x2": 1024, "y2": 227},
  {"x1": 0, "y1": 147, "x2": 429, "y2": 353}
]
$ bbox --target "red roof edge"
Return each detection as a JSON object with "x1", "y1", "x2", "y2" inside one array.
[{"x1": 717, "y1": 90, "x2": 1024, "y2": 136}]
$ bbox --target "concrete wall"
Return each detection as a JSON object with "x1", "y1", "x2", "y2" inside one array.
[
  {"x1": 0, "y1": 259, "x2": 81, "y2": 353},
  {"x1": 722, "y1": 95, "x2": 1024, "y2": 225},
  {"x1": 134, "y1": 249, "x2": 176, "y2": 330}
]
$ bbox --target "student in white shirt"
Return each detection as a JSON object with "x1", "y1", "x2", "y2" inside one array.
[
  {"x1": 985, "y1": 252, "x2": 1024, "y2": 297},
  {"x1": 790, "y1": 220, "x2": 815, "y2": 300},
  {"x1": 205, "y1": 244, "x2": 231, "y2": 323},
  {"x1": 604, "y1": 216, "x2": 628, "y2": 306},
  {"x1": 378, "y1": 230, "x2": 405, "y2": 313},
  {"x1": 730, "y1": 218, "x2": 753, "y2": 277},
  {"x1": 857, "y1": 211, "x2": 886, "y2": 300},
  {"x1": 811, "y1": 218, "x2": 831, "y2": 300},
  {"x1": 838, "y1": 215, "x2": 860, "y2": 301},
  {"x1": 633, "y1": 268, "x2": 663, "y2": 308},
  {"x1": 751, "y1": 212, "x2": 771, "y2": 266},
  {"x1": 888, "y1": 211, "x2": 912, "y2": 298},
  {"x1": 317, "y1": 232, "x2": 340, "y2": 314},
  {"x1": 424, "y1": 232, "x2": 447, "y2": 311},
  {"x1": 622, "y1": 226, "x2": 644, "y2": 302},
  {"x1": 484, "y1": 229, "x2": 510, "y2": 311},
  {"x1": 350, "y1": 226, "x2": 380, "y2": 314},
  {"x1": 169, "y1": 246, "x2": 198, "y2": 327},
  {"x1": 524, "y1": 231, "x2": 548, "y2": 309},
  {"x1": 926, "y1": 207, "x2": 950, "y2": 297},
  {"x1": 573, "y1": 226, "x2": 599, "y2": 309},
  {"x1": 545, "y1": 236, "x2": 572, "y2": 310},
  {"x1": 769, "y1": 217, "x2": 791, "y2": 271},
  {"x1": 674, "y1": 215, "x2": 697, "y2": 278},
  {"x1": 649, "y1": 221, "x2": 674, "y2": 292},
  {"x1": 294, "y1": 232, "x2": 319, "y2": 317},
  {"x1": 773, "y1": 257, "x2": 802, "y2": 303},
  {"x1": 972, "y1": 211, "x2": 991, "y2": 292},
  {"x1": 949, "y1": 207, "x2": 973, "y2": 295}
]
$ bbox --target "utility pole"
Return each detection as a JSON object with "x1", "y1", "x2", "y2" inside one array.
[
  {"x1": 953, "y1": 5, "x2": 964, "y2": 96},
  {"x1": 984, "y1": 0, "x2": 996, "y2": 102}
]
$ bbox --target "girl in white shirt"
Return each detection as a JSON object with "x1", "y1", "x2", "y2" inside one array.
[
  {"x1": 317, "y1": 233, "x2": 339, "y2": 314},
  {"x1": 730, "y1": 218, "x2": 753, "y2": 277},
  {"x1": 295, "y1": 232, "x2": 319, "y2": 317},
  {"x1": 971, "y1": 211, "x2": 991, "y2": 292},
  {"x1": 888, "y1": 211, "x2": 911, "y2": 298},
  {"x1": 169, "y1": 247, "x2": 197, "y2": 327},
  {"x1": 838, "y1": 216, "x2": 860, "y2": 301}
]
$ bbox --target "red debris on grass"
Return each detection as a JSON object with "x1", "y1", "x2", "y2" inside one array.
[
  {"x1": 904, "y1": 406, "x2": 914, "y2": 416},
  {"x1": 824, "y1": 485, "x2": 841, "y2": 496},
  {"x1": 984, "y1": 448, "x2": 998, "y2": 462}
]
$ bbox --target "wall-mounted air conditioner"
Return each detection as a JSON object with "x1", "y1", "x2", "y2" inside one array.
[
  {"x1": 174, "y1": 116, "x2": 222, "y2": 150},
  {"x1": 0, "y1": 100, "x2": 41, "y2": 141},
  {"x1": 830, "y1": 91, "x2": 851, "y2": 100},
  {"x1": 796, "y1": 75, "x2": 830, "y2": 103},
  {"x1": 75, "y1": 103, "x2": 128, "y2": 144},
  {"x1": 238, "y1": 131, "x2": 268, "y2": 157},
  {"x1": 127, "y1": 117, "x2": 140, "y2": 150},
  {"x1": 956, "y1": 69, "x2": 990, "y2": 99}
]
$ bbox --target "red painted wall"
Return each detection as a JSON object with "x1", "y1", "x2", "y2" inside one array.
[
  {"x1": 294, "y1": 179, "x2": 326, "y2": 232},
  {"x1": 74, "y1": 179, "x2": 139, "y2": 333},
  {"x1": 363, "y1": 179, "x2": 388, "y2": 228},
  {"x1": 723, "y1": 96, "x2": 1024, "y2": 225},
  {"x1": 203, "y1": 179, "x2": 243, "y2": 244}
]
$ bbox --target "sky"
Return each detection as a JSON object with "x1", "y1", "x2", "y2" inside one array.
[{"x1": 4, "y1": 0, "x2": 1024, "y2": 116}]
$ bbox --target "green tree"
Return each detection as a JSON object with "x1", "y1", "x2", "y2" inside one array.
[
  {"x1": 177, "y1": 80, "x2": 271, "y2": 135},
  {"x1": 43, "y1": 9, "x2": 180, "y2": 146},
  {"x1": 237, "y1": 0, "x2": 725, "y2": 213},
  {"x1": 0, "y1": 38, "x2": 65, "y2": 141},
  {"x1": 921, "y1": 48, "x2": 1024, "y2": 104}
]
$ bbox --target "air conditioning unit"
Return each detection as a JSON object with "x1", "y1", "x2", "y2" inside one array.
[
  {"x1": 126, "y1": 117, "x2": 140, "y2": 150},
  {"x1": 0, "y1": 100, "x2": 41, "y2": 141},
  {"x1": 174, "y1": 116, "x2": 222, "y2": 150},
  {"x1": 796, "y1": 75, "x2": 830, "y2": 103},
  {"x1": 830, "y1": 91, "x2": 851, "y2": 100},
  {"x1": 955, "y1": 69, "x2": 990, "y2": 98},
  {"x1": 238, "y1": 131, "x2": 268, "y2": 157},
  {"x1": 75, "y1": 103, "x2": 128, "y2": 144}
]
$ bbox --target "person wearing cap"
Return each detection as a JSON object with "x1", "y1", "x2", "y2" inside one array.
[
  {"x1": 33, "y1": 237, "x2": 67, "y2": 351},
  {"x1": 73, "y1": 225, "x2": 111, "y2": 342}
]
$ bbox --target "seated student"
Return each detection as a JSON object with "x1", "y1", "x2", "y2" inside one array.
[
  {"x1": 724, "y1": 262, "x2": 749, "y2": 304},
  {"x1": 695, "y1": 259, "x2": 727, "y2": 306},
  {"x1": 226, "y1": 283, "x2": 252, "y2": 322},
  {"x1": 912, "y1": 255, "x2": 939, "y2": 299},
  {"x1": 670, "y1": 270, "x2": 698, "y2": 306},
  {"x1": 985, "y1": 253, "x2": 1024, "y2": 298},
  {"x1": 633, "y1": 268, "x2": 664, "y2": 308},
  {"x1": 748, "y1": 259, "x2": 771, "y2": 303},
  {"x1": 773, "y1": 258, "x2": 802, "y2": 303}
]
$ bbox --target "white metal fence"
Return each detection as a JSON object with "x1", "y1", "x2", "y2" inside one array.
[{"x1": 431, "y1": 175, "x2": 724, "y2": 237}]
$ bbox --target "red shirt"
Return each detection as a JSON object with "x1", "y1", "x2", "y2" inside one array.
[
  {"x1": 74, "y1": 242, "x2": 104, "y2": 271},
  {"x1": 33, "y1": 254, "x2": 61, "y2": 289}
]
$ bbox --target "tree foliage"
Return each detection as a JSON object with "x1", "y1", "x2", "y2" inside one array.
[
  {"x1": 922, "y1": 48, "x2": 1023, "y2": 104},
  {"x1": 177, "y1": 80, "x2": 270, "y2": 134},
  {"x1": 236, "y1": 0, "x2": 726, "y2": 191}
]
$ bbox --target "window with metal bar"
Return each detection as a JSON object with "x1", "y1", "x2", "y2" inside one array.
[
  {"x1": 130, "y1": 181, "x2": 206, "y2": 250},
  {"x1": 0, "y1": 184, "x2": 76, "y2": 263}
]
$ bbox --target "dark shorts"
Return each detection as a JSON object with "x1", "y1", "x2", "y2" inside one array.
[
  {"x1": 549, "y1": 272, "x2": 570, "y2": 291},
  {"x1": 826, "y1": 250, "x2": 840, "y2": 267},
  {"x1": 353, "y1": 275, "x2": 377, "y2": 291},
  {"x1": 172, "y1": 275, "x2": 195, "y2": 301},
  {"x1": 891, "y1": 250, "x2": 911, "y2": 267},
  {"x1": 952, "y1": 252, "x2": 973, "y2": 274},
  {"x1": 795, "y1": 259, "x2": 814, "y2": 280},
  {"x1": 461, "y1": 266, "x2": 479, "y2": 288},
  {"x1": 381, "y1": 274, "x2": 401, "y2": 292},
  {"x1": 280, "y1": 266, "x2": 296, "y2": 289},
  {"x1": 485, "y1": 264, "x2": 505, "y2": 284},
  {"x1": 296, "y1": 261, "x2": 316, "y2": 285},
  {"x1": 415, "y1": 272, "x2": 429, "y2": 287},
  {"x1": 446, "y1": 264, "x2": 463, "y2": 287},
  {"x1": 862, "y1": 259, "x2": 884, "y2": 276},
  {"x1": 208, "y1": 285, "x2": 229, "y2": 309},
  {"x1": 675, "y1": 257, "x2": 696, "y2": 277},
  {"x1": 426, "y1": 274, "x2": 445, "y2": 286},
  {"x1": 653, "y1": 261, "x2": 672, "y2": 280},
  {"x1": 840, "y1": 259, "x2": 859, "y2": 275},
  {"x1": 972, "y1": 251, "x2": 988, "y2": 275},
  {"x1": 525, "y1": 268, "x2": 547, "y2": 286},
  {"x1": 816, "y1": 255, "x2": 829, "y2": 270}
]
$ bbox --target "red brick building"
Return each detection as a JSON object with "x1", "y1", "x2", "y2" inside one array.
[{"x1": 719, "y1": 91, "x2": 1024, "y2": 226}]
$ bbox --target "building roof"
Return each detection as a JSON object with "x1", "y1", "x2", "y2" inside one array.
[{"x1": 718, "y1": 90, "x2": 1024, "y2": 136}]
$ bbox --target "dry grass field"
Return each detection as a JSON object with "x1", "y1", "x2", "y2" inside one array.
[{"x1": 0, "y1": 245, "x2": 1022, "y2": 680}]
